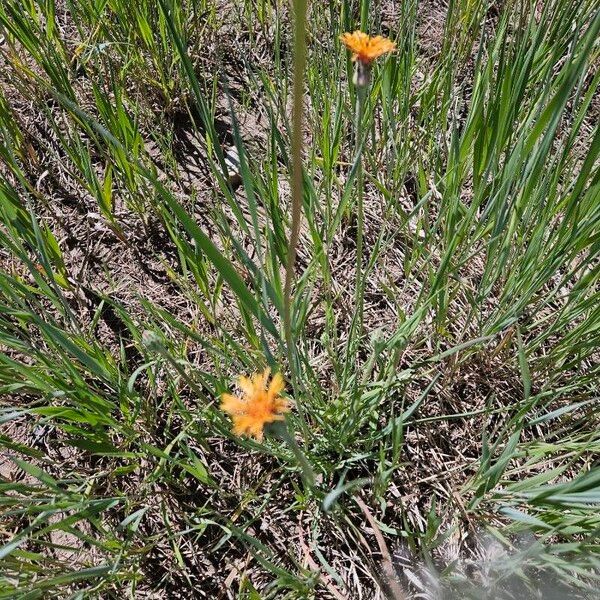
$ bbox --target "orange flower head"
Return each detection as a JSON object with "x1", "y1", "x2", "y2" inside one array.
[
  {"x1": 221, "y1": 369, "x2": 290, "y2": 441},
  {"x1": 340, "y1": 31, "x2": 396, "y2": 65}
]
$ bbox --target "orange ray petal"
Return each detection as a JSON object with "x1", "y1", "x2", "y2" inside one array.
[
  {"x1": 268, "y1": 372, "x2": 285, "y2": 399},
  {"x1": 221, "y1": 393, "x2": 246, "y2": 415}
]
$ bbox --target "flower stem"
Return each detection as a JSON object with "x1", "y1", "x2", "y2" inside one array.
[
  {"x1": 269, "y1": 420, "x2": 315, "y2": 489},
  {"x1": 354, "y1": 83, "x2": 367, "y2": 343},
  {"x1": 283, "y1": 0, "x2": 310, "y2": 440},
  {"x1": 343, "y1": 73, "x2": 368, "y2": 385}
]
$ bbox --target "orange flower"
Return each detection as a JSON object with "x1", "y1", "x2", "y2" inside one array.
[
  {"x1": 340, "y1": 31, "x2": 396, "y2": 65},
  {"x1": 221, "y1": 369, "x2": 290, "y2": 441}
]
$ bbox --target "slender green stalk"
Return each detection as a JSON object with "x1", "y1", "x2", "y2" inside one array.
[
  {"x1": 354, "y1": 83, "x2": 367, "y2": 341},
  {"x1": 342, "y1": 65, "x2": 369, "y2": 385},
  {"x1": 283, "y1": 0, "x2": 310, "y2": 439},
  {"x1": 268, "y1": 420, "x2": 315, "y2": 489}
]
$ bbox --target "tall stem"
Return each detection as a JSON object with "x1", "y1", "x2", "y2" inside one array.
[
  {"x1": 269, "y1": 421, "x2": 315, "y2": 490},
  {"x1": 354, "y1": 84, "x2": 366, "y2": 342},
  {"x1": 283, "y1": 0, "x2": 309, "y2": 439},
  {"x1": 342, "y1": 73, "x2": 368, "y2": 386}
]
